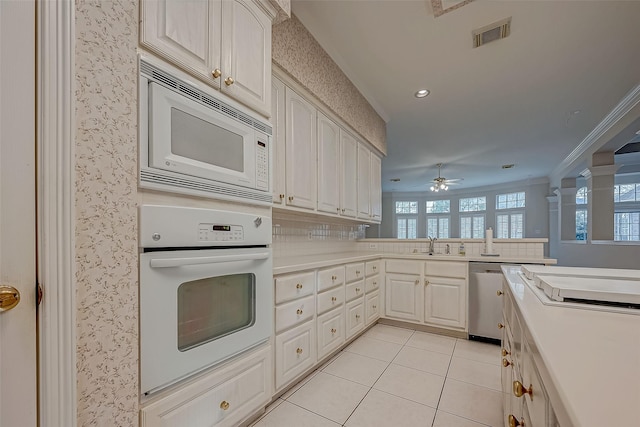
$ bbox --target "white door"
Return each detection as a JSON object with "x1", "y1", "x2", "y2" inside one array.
[{"x1": 0, "y1": 0, "x2": 38, "y2": 425}]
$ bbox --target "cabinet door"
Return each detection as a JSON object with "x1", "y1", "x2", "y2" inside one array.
[
  {"x1": 221, "y1": 0, "x2": 271, "y2": 115},
  {"x1": 345, "y1": 298, "x2": 365, "y2": 339},
  {"x1": 385, "y1": 273, "x2": 422, "y2": 322},
  {"x1": 357, "y1": 143, "x2": 371, "y2": 219},
  {"x1": 285, "y1": 89, "x2": 317, "y2": 209},
  {"x1": 424, "y1": 277, "x2": 466, "y2": 329},
  {"x1": 340, "y1": 130, "x2": 358, "y2": 218},
  {"x1": 271, "y1": 77, "x2": 286, "y2": 204},
  {"x1": 370, "y1": 153, "x2": 382, "y2": 221},
  {"x1": 365, "y1": 291, "x2": 380, "y2": 325},
  {"x1": 317, "y1": 112, "x2": 341, "y2": 214},
  {"x1": 275, "y1": 320, "x2": 316, "y2": 390},
  {"x1": 317, "y1": 307, "x2": 345, "y2": 360},
  {"x1": 140, "y1": 0, "x2": 221, "y2": 89}
]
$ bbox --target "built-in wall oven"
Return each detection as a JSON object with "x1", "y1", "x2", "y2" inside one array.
[{"x1": 139, "y1": 205, "x2": 272, "y2": 395}]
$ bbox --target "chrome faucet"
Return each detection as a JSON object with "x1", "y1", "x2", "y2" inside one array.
[{"x1": 428, "y1": 236, "x2": 437, "y2": 254}]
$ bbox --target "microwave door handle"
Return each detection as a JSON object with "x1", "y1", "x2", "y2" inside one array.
[{"x1": 149, "y1": 252, "x2": 270, "y2": 268}]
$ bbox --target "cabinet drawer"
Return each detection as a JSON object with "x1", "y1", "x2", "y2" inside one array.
[
  {"x1": 425, "y1": 261, "x2": 467, "y2": 278},
  {"x1": 345, "y1": 298, "x2": 365, "y2": 339},
  {"x1": 345, "y1": 262, "x2": 365, "y2": 283},
  {"x1": 275, "y1": 272, "x2": 315, "y2": 304},
  {"x1": 141, "y1": 346, "x2": 271, "y2": 427},
  {"x1": 365, "y1": 291, "x2": 380, "y2": 325},
  {"x1": 365, "y1": 260, "x2": 381, "y2": 276},
  {"x1": 275, "y1": 295, "x2": 314, "y2": 333},
  {"x1": 345, "y1": 279, "x2": 365, "y2": 302},
  {"x1": 317, "y1": 307, "x2": 345, "y2": 360},
  {"x1": 365, "y1": 275, "x2": 380, "y2": 293},
  {"x1": 317, "y1": 286, "x2": 344, "y2": 315},
  {"x1": 522, "y1": 344, "x2": 547, "y2": 427},
  {"x1": 386, "y1": 260, "x2": 422, "y2": 275},
  {"x1": 275, "y1": 320, "x2": 316, "y2": 390},
  {"x1": 317, "y1": 266, "x2": 345, "y2": 292}
]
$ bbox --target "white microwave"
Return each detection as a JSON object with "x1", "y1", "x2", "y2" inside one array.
[{"x1": 139, "y1": 59, "x2": 272, "y2": 205}]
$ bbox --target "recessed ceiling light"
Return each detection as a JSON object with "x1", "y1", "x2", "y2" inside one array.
[
  {"x1": 501, "y1": 164, "x2": 515, "y2": 169},
  {"x1": 389, "y1": 178, "x2": 401, "y2": 182},
  {"x1": 414, "y1": 89, "x2": 430, "y2": 98},
  {"x1": 571, "y1": 110, "x2": 581, "y2": 115}
]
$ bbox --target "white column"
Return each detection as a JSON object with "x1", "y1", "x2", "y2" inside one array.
[
  {"x1": 547, "y1": 191, "x2": 559, "y2": 258},
  {"x1": 559, "y1": 178, "x2": 577, "y2": 241},
  {"x1": 583, "y1": 164, "x2": 619, "y2": 241}
]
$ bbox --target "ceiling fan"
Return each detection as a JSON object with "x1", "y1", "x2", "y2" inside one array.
[{"x1": 430, "y1": 163, "x2": 463, "y2": 192}]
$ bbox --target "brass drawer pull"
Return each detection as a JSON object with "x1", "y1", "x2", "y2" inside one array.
[
  {"x1": 502, "y1": 348, "x2": 511, "y2": 357},
  {"x1": 356, "y1": 270, "x2": 361, "y2": 275},
  {"x1": 211, "y1": 68, "x2": 222, "y2": 78},
  {"x1": 296, "y1": 347, "x2": 303, "y2": 354},
  {"x1": 296, "y1": 309, "x2": 303, "y2": 315},
  {"x1": 355, "y1": 288, "x2": 361, "y2": 293},
  {"x1": 220, "y1": 400, "x2": 230, "y2": 411},
  {"x1": 331, "y1": 328, "x2": 336, "y2": 334},
  {"x1": 331, "y1": 297, "x2": 337, "y2": 302},
  {"x1": 498, "y1": 322, "x2": 504, "y2": 329},
  {"x1": 296, "y1": 283, "x2": 303, "y2": 289},
  {"x1": 224, "y1": 76, "x2": 234, "y2": 86},
  {"x1": 502, "y1": 358, "x2": 511, "y2": 367},
  {"x1": 355, "y1": 314, "x2": 360, "y2": 319},
  {"x1": 513, "y1": 381, "x2": 532, "y2": 398},
  {"x1": 331, "y1": 275, "x2": 337, "y2": 281},
  {"x1": 497, "y1": 290, "x2": 504, "y2": 296},
  {"x1": 508, "y1": 414, "x2": 524, "y2": 427}
]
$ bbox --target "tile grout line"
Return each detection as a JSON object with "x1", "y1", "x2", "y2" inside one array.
[{"x1": 431, "y1": 338, "x2": 458, "y2": 427}]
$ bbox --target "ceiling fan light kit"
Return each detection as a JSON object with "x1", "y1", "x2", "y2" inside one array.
[{"x1": 430, "y1": 163, "x2": 458, "y2": 192}]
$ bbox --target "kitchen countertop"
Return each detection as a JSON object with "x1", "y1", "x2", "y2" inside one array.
[
  {"x1": 273, "y1": 251, "x2": 556, "y2": 275},
  {"x1": 501, "y1": 265, "x2": 640, "y2": 427}
]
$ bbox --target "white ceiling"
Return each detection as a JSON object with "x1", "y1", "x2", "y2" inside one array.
[{"x1": 291, "y1": 0, "x2": 640, "y2": 192}]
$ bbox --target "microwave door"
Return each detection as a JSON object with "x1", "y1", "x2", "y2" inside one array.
[{"x1": 148, "y1": 82, "x2": 257, "y2": 189}]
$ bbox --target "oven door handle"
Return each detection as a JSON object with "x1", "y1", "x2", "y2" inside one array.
[{"x1": 149, "y1": 252, "x2": 271, "y2": 268}]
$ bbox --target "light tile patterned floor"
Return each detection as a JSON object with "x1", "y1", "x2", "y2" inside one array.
[{"x1": 251, "y1": 324, "x2": 503, "y2": 427}]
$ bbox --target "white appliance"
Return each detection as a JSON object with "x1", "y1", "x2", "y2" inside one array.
[
  {"x1": 139, "y1": 58, "x2": 272, "y2": 205},
  {"x1": 139, "y1": 205, "x2": 272, "y2": 395}
]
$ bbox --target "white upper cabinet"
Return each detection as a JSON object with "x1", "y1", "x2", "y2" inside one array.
[
  {"x1": 285, "y1": 88, "x2": 317, "y2": 210},
  {"x1": 141, "y1": 0, "x2": 274, "y2": 116},
  {"x1": 370, "y1": 153, "x2": 382, "y2": 221},
  {"x1": 340, "y1": 130, "x2": 358, "y2": 218},
  {"x1": 357, "y1": 143, "x2": 371, "y2": 219},
  {"x1": 317, "y1": 112, "x2": 341, "y2": 214},
  {"x1": 271, "y1": 77, "x2": 286, "y2": 204}
]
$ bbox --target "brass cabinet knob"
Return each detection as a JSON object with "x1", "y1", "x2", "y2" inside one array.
[
  {"x1": 502, "y1": 348, "x2": 511, "y2": 357},
  {"x1": 341, "y1": 208, "x2": 345, "y2": 213},
  {"x1": 373, "y1": 305, "x2": 377, "y2": 309},
  {"x1": 220, "y1": 400, "x2": 230, "y2": 411},
  {"x1": 373, "y1": 266, "x2": 377, "y2": 270},
  {"x1": 508, "y1": 415, "x2": 524, "y2": 427},
  {"x1": 296, "y1": 283, "x2": 303, "y2": 289},
  {"x1": 513, "y1": 380, "x2": 533, "y2": 398},
  {"x1": 296, "y1": 309, "x2": 303, "y2": 315},
  {"x1": 331, "y1": 275, "x2": 337, "y2": 281},
  {"x1": 356, "y1": 288, "x2": 361, "y2": 293},
  {"x1": 0, "y1": 285, "x2": 20, "y2": 312},
  {"x1": 296, "y1": 347, "x2": 303, "y2": 354},
  {"x1": 224, "y1": 76, "x2": 234, "y2": 86},
  {"x1": 337, "y1": 208, "x2": 340, "y2": 212},
  {"x1": 279, "y1": 194, "x2": 285, "y2": 199},
  {"x1": 425, "y1": 279, "x2": 430, "y2": 286},
  {"x1": 497, "y1": 290, "x2": 504, "y2": 296},
  {"x1": 331, "y1": 297, "x2": 337, "y2": 302},
  {"x1": 331, "y1": 328, "x2": 336, "y2": 334},
  {"x1": 212, "y1": 68, "x2": 222, "y2": 78},
  {"x1": 498, "y1": 323, "x2": 504, "y2": 329},
  {"x1": 502, "y1": 358, "x2": 511, "y2": 367},
  {"x1": 356, "y1": 270, "x2": 361, "y2": 275},
  {"x1": 355, "y1": 314, "x2": 361, "y2": 319},
  {"x1": 373, "y1": 281, "x2": 377, "y2": 286},
  {"x1": 414, "y1": 279, "x2": 419, "y2": 285},
  {"x1": 288, "y1": 196, "x2": 294, "y2": 201}
]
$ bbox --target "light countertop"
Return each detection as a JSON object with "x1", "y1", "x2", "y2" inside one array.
[
  {"x1": 273, "y1": 251, "x2": 556, "y2": 275},
  {"x1": 501, "y1": 265, "x2": 640, "y2": 427}
]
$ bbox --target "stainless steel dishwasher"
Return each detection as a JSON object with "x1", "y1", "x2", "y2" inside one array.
[{"x1": 468, "y1": 262, "x2": 513, "y2": 344}]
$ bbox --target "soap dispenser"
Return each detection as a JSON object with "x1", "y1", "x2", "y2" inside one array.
[{"x1": 458, "y1": 242, "x2": 466, "y2": 256}]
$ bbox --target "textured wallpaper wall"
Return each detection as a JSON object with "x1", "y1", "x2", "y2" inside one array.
[
  {"x1": 272, "y1": 14, "x2": 387, "y2": 155},
  {"x1": 75, "y1": 0, "x2": 139, "y2": 425}
]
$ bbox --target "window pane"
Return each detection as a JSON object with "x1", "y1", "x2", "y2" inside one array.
[
  {"x1": 472, "y1": 215, "x2": 485, "y2": 238},
  {"x1": 576, "y1": 187, "x2": 588, "y2": 205},
  {"x1": 459, "y1": 197, "x2": 486, "y2": 212},
  {"x1": 460, "y1": 217, "x2": 471, "y2": 239},
  {"x1": 614, "y1": 212, "x2": 640, "y2": 241},
  {"x1": 426, "y1": 200, "x2": 450, "y2": 213},
  {"x1": 395, "y1": 201, "x2": 418, "y2": 214},
  {"x1": 497, "y1": 192, "x2": 525, "y2": 209},
  {"x1": 397, "y1": 218, "x2": 407, "y2": 239},
  {"x1": 511, "y1": 213, "x2": 524, "y2": 238},
  {"x1": 576, "y1": 209, "x2": 587, "y2": 240},
  {"x1": 496, "y1": 214, "x2": 509, "y2": 238},
  {"x1": 408, "y1": 218, "x2": 417, "y2": 239},
  {"x1": 438, "y1": 217, "x2": 449, "y2": 238},
  {"x1": 427, "y1": 217, "x2": 438, "y2": 238}
]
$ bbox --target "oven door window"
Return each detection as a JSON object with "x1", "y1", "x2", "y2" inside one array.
[{"x1": 177, "y1": 273, "x2": 255, "y2": 351}]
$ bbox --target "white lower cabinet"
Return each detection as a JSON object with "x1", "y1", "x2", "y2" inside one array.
[
  {"x1": 424, "y1": 277, "x2": 466, "y2": 329},
  {"x1": 385, "y1": 273, "x2": 422, "y2": 322},
  {"x1": 317, "y1": 306, "x2": 345, "y2": 360},
  {"x1": 345, "y1": 297, "x2": 365, "y2": 339},
  {"x1": 365, "y1": 290, "x2": 380, "y2": 325},
  {"x1": 140, "y1": 345, "x2": 272, "y2": 427},
  {"x1": 275, "y1": 320, "x2": 316, "y2": 390}
]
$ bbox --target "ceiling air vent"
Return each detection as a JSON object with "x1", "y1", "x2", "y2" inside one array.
[{"x1": 473, "y1": 17, "x2": 511, "y2": 48}]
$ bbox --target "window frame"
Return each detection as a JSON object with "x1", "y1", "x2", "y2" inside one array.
[
  {"x1": 496, "y1": 211, "x2": 525, "y2": 239},
  {"x1": 496, "y1": 191, "x2": 526, "y2": 210},
  {"x1": 460, "y1": 214, "x2": 486, "y2": 239}
]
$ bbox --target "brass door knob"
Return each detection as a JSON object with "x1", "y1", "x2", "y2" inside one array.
[
  {"x1": 296, "y1": 347, "x2": 303, "y2": 354},
  {"x1": 296, "y1": 309, "x2": 303, "y2": 315},
  {"x1": 212, "y1": 68, "x2": 222, "y2": 78},
  {"x1": 508, "y1": 415, "x2": 524, "y2": 427},
  {"x1": 0, "y1": 285, "x2": 20, "y2": 312},
  {"x1": 513, "y1": 380, "x2": 532, "y2": 398},
  {"x1": 498, "y1": 323, "x2": 504, "y2": 329},
  {"x1": 224, "y1": 76, "x2": 234, "y2": 86},
  {"x1": 220, "y1": 400, "x2": 230, "y2": 411},
  {"x1": 502, "y1": 348, "x2": 511, "y2": 357},
  {"x1": 502, "y1": 358, "x2": 511, "y2": 367},
  {"x1": 296, "y1": 283, "x2": 303, "y2": 289},
  {"x1": 497, "y1": 290, "x2": 504, "y2": 296}
]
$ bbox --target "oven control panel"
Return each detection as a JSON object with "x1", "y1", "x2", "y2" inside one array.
[{"x1": 198, "y1": 224, "x2": 244, "y2": 242}]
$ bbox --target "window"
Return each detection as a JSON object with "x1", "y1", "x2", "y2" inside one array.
[
  {"x1": 427, "y1": 216, "x2": 449, "y2": 238},
  {"x1": 496, "y1": 213, "x2": 524, "y2": 238},
  {"x1": 426, "y1": 200, "x2": 450, "y2": 213},
  {"x1": 460, "y1": 215, "x2": 485, "y2": 239},
  {"x1": 576, "y1": 186, "x2": 587, "y2": 240},
  {"x1": 496, "y1": 192, "x2": 525, "y2": 209},
  {"x1": 614, "y1": 212, "x2": 640, "y2": 241},
  {"x1": 397, "y1": 218, "x2": 417, "y2": 239},
  {"x1": 614, "y1": 184, "x2": 640, "y2": 203},
  {"x1": 395, "y1": 201, "x2": 418, "y2": 214},
  {"x1": 396, "y1": 201, "x2": 418, "y2": 239},
  {"x1": 459, "y1": 197, "x2": 486, "y2": 212}
]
